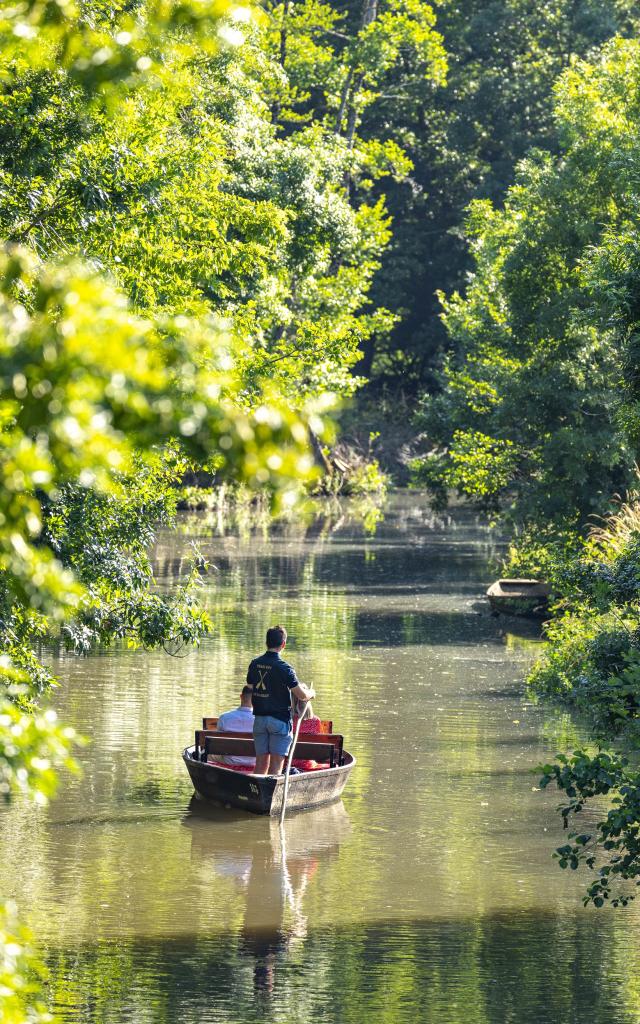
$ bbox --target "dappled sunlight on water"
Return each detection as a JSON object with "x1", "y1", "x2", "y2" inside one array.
[{"x1": 2, "y1": 494, "x2": 640, "y2": 1023}]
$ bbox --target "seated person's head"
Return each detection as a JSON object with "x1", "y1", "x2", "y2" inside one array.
[
  {"x1": 266, "y1": 625, "x2": 287, "y2": 651},
  {"x1": 240, "y1": 684, "x2": 253, "y2": 707}
]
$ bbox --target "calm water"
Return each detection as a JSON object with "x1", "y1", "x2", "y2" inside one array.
[{"x1": 2, "y1": 493, "x2": 640, "y2": 1023}]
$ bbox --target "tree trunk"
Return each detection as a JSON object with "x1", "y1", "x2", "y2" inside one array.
[
  {"x1": 335, "y1": 66, "x2": 354, "y2": 134},
  {"x1": 352, "y1": 333, "x2": 376, "y2": 379},
  {"x1": 342, "y1": 0, "x2": 378, "y2": 146},
  {"x1": 271, "y1": 0, "x2": 291, "y2": 124},
  {"x1": 308, "y1": 426, "x2": 333, "y2": 477},
  {"x1": 279, "y1": 0, "x2": 290, "y2": 67}
]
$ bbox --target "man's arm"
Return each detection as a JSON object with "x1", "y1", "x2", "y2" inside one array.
[
  {"x1": 284, "y1": 662, "x2": 314, "y2": 702},
  {"x1": 292, "y1": 682, "x2": 315, "y2": 702}
]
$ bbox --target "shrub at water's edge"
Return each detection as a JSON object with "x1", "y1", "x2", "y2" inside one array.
[{"x1": 523, "y1": 495, "x2": 640, "y2": 904}]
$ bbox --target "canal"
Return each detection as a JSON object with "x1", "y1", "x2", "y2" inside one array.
[{"x1": 2, "y1": 493, "x2": 639, "y2": 1023}]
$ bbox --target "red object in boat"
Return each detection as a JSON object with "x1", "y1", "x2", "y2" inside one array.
[{"x1": 293, "y1": 714, "x2": 323, "y2": 770}]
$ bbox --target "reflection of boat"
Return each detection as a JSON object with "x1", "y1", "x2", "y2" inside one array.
[
  {"x1": 486, "y1": 578, "x2": 550, "y2": 618},
  {"x1": 183, "y1": 797, "x2": 352, "y2": 858},
  {"x1": 184, "y1": 800, "x2": 352, "y2": 994},
  {"x1": 183, "y1": 746, "x2": 355, "y2": 815}
]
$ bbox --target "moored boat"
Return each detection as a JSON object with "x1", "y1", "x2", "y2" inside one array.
[
  {"x1": 486, "y1": 577, "x2": 550, "y2": 618},
  {"x1": 183, "y1": 717, "x2": 355, "y2": 816}
]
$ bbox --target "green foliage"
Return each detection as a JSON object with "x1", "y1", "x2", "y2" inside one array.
[
  {"x1": 501, "y1": 521, "x2": 583, "y2": 582},
  {"x1": 530, "y1": 613, "x2": 640, "y2": 738},
  {"x1": 314, "y1": 435, "x2": 388, "y2": 496},
  {"x1": 525, "y1": 491, "x2": 640, "y2": 902},
  {"x1": 528, "y1": 496, "x2": 640, "y2": 731},
  {"x1": 1, "y1": 5, "x2": 400, "y2": 405},
  {"x1": 0, "y1": 0, "x2": 236, "y2": 87},
  {"x1": 412, "y1": 429, "x2": 518, "y2": 509},
  {"x1": 413, "y1": 39, "x2": 640, "y2": 525},
  {"x1": 0, "y1": 686, "x2": 79, "y2": 806},
  {"x1": 0, "y1": 248, "x2": 316, "y2": 614},
  {"x1": 539, "y1": 750, "x2": 640, "y2": 907},
  {"x1": 339, "y1": 457, "x2": 387, "y2": 496},
  {"x1": 264, "y1": 0, "x2": 446, "y2": 146},
  {"x1": 231, "y1": 0, "x2": 447, "y2": 395},
  {"x1": 365, "y1": 0, "x2": 640, "y2": 390},
  {"x1": 41, "y1": 462, "x2": 213, "y2": 657},
  {"x1": 0, "y1": 902, "x2": 54, "y2": 1024}
]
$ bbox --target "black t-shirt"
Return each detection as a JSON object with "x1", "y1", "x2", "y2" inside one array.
[{"x1": 247, "y1": 651, "x2": 299, "y2": 723}]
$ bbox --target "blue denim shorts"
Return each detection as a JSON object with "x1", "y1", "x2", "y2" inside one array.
[{"x1": 253, "y1": 716, "x2": 292, "y2": 757}]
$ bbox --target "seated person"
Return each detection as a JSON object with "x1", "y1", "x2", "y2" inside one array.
[{"x1": 215, "y1": 685, "x2": 255, "y2": 768}]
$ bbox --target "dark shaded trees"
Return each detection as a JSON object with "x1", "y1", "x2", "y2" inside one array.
[{"x1": 363, "y1": 0, "x2": 640, "y2": 392}]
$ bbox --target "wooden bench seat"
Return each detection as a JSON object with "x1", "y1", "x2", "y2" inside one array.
[
  {"x1": 194, "y1": 728, "x2": 344, "y2": 763},
  {"x1": 203, "y1": 735, "x2": 337, "y2": 767}
]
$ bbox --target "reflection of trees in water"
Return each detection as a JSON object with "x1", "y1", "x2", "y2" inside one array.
[
  {"x1": 27, "y1": 801, "x2": 640, "y2": 1022},
  {"x1": 151, "y1": 499, "x2": 502, "y2": 672},
  {"x1": 154, "y1": 508, "x2": 499, "y2": 603},
  {"x1": 172, "y1": 494, "x2": 389, "y2": 546},
  {"x1": 154, "y1": 498, "x2": 378, "y2": 584},
  {"x1": 152, "y1": 491, "x2": 505, "y2": 598},
  {"x1": 44, "y1": 910, "x2": 640, "y2": 1024}
]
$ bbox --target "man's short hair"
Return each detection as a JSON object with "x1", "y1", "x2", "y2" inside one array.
[
  {"x1": 266, "y1": 625, "x2": 287, "y2": 649},
  {"x1": 241, "y1": 684, "x2": 253, "y2": 699}
]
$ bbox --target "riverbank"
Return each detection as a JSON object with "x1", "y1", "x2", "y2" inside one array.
[{"x1": 512, "y1": 497, "x2": 640, "y2": 906}]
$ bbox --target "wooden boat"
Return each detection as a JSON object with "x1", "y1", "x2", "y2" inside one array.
[
  {"x1": 183, "y1": 717, "x2": 355, "y2": 816},
  {"x1": 486, "y1": 577, "x2": 550, "y2": 618}
]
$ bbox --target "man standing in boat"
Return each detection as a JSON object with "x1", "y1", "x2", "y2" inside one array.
[{"x1": 247, "y1": 625, "x2": 315, "y2": 776}]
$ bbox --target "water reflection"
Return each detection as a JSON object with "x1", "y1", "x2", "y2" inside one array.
[
  {"x1": 41, "y1": 914, "x2": 640, "y2": 1024},
  {"x1": 184, "y1": 800, "x2": 351, "y2": 996}
]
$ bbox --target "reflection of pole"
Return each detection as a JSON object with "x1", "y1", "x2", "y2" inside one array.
[
  {"x1": 278, "y1": 822, "x2": 293, "y2": 909},
  {"x1": 279, "y1": 701, "x2": 311, "y2": 825},
  {"x1": 276, "y1": 821, "x2": 310, "y2": 943}
]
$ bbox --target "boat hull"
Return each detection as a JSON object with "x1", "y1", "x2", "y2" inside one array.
[
  {"x1": 486, "y1": 578, "x2": 550, "y2": 618},
  {"x1": 182, "y1": 747, "x2": 355, "y2": 816}
]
